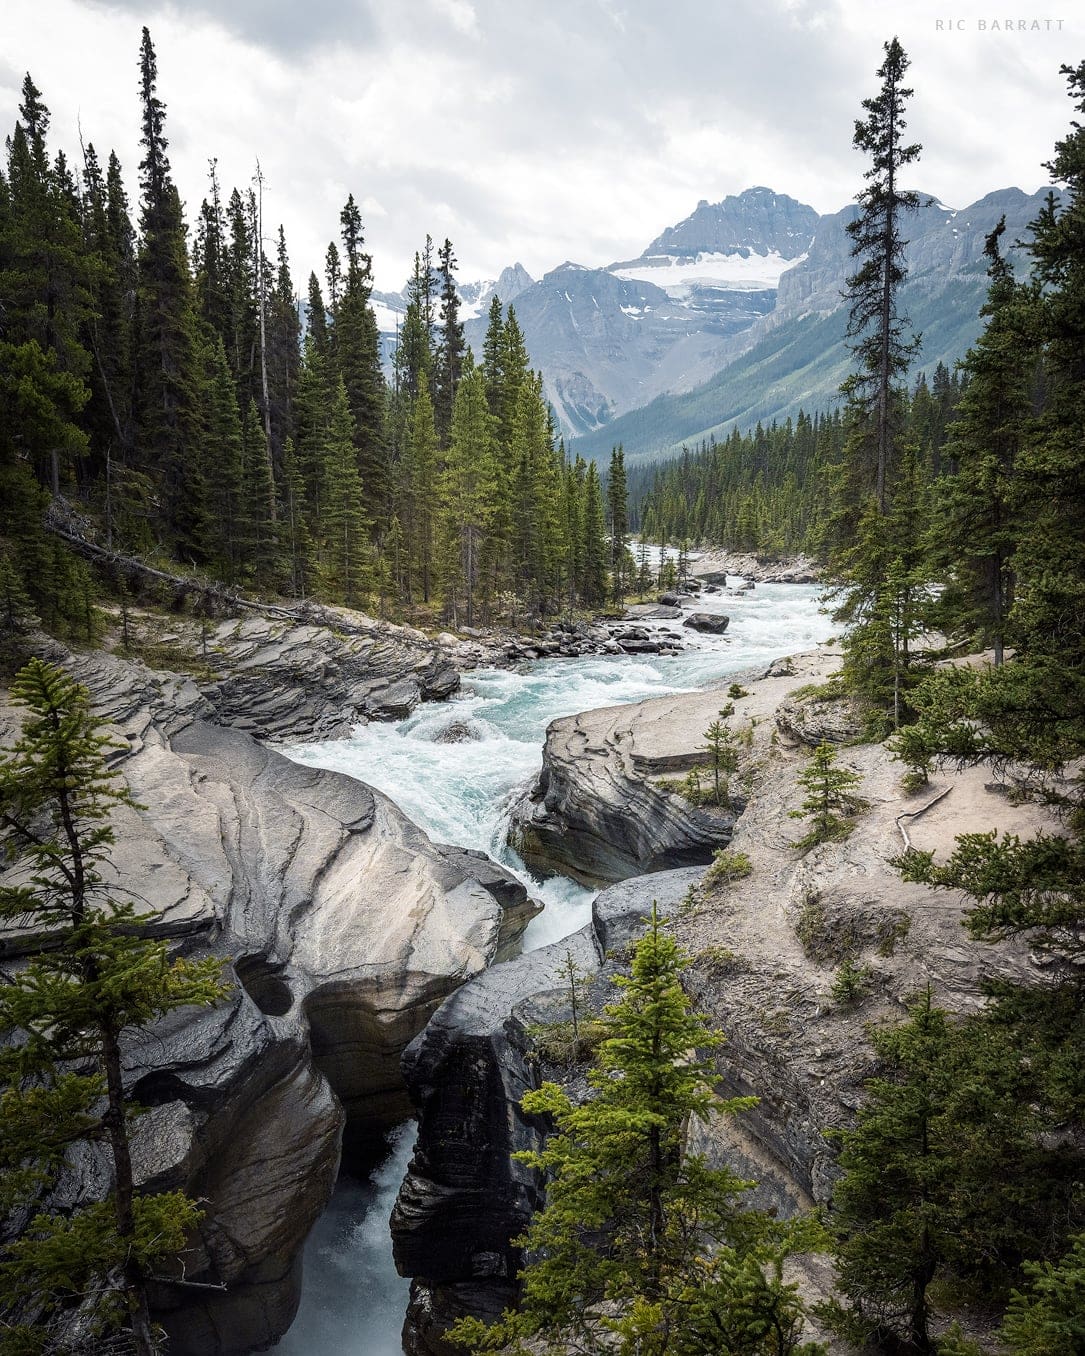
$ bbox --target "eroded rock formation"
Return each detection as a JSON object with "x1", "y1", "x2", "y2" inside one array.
[{"x1": 0, "y1": 645, "x2": 536, "y2": 1355}]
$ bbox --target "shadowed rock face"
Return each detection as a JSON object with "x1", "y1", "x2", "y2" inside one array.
[
  {"x1": 0, "y1": 646, "x2": 537, "y2": 1356},
  {"x1": 392, "y1": 869, "x2": 703, "y2": 1356},
  {"x1": 510, "y1": 700, "x2": 734, "y2": 884}
]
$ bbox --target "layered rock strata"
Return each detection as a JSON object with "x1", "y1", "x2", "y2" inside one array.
[
  {"x1": 1, "y1": 646, "x2": 537, "y2": 1355},
  {"x1": 509, "y1": 688, "x2": 745, "y2": 884},
  {"x1": 117, "y1": 605, "x2": 461, "y2": 741}
]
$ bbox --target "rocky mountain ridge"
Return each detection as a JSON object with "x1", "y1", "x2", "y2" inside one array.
[{"x1": 373, "y1": 183, "x2": 1052, "y2": 451}]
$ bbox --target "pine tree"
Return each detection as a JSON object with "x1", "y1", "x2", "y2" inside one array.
[
  {"x1": 434, "y1": 238, "x2": 465, "y2": 444},
  {"x1": 0, "y1": 659, "x2": 224, "y2": 1354},
  {"x1": 439, "y1": 360, "x2": 497, "y2": 626},
  {"x1": 581, "y1": 462, "x2": 608, "y2": 609},
  {"x1": 933, "y1": 221, "x2": 1035, "y2": 665},
  {"x1": 133, "y1": 27, "x2": 206, "y2": 556},
  {"x1": 407, "y1": 386, "x2": 439, "y2": 604},
  {"x1": 320, "y1": 377, "x2": 370, "y2": 605},
  {"x1": 840, "y1": 36, "x2": 922, "y2": 516},
  {"x1": 703, "y1": 704, "x2": 739, "y2": 809},
  {"x1": 80, "y1": 143, "x2": 137, "y2": 512},
  {"x1": 1001, "y1": 1234, "x2": 1085, "y2": 1354},
  {"x1": 333, "y1": 194, "x2": 387, "y2": 518},
  {"x1": 790, "y1": 743, "x2": 865, "y2": 849},
  {"x1": 199, "y1": 331, "x2": 245, "y2": 581},
  {"x1": 449, "y1": 908, "x2": 822, "y2": 1356},
  {"x1": 824, "y1": 991, "x2": 1071, "y2": 1354},
  {"x1": 607, "y1": 445, "x2": 629, "y2": 605}
]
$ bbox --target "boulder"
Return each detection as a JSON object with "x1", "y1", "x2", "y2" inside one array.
[
  {"x1": 683, "y1": 612, "x2": 730, "y2": 634},
  {"x1": 623, "y1": 603, "x2": 683, "y2": 620},
  {"x1": 364, "y1": 677, "x2": 421, "y2": 721}
]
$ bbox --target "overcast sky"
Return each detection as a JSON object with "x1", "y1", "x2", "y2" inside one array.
[{"x1": 0, "y1": 0, "x2": 1079, "y2": 293}]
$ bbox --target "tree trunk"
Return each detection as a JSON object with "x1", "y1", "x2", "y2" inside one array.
[{"x1": 102, "y1": 1022, "x2": 157, "y2": 1356}]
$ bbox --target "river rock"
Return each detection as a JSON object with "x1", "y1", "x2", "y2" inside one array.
[
  {"x1": 1, "y1": 646, "x2": 539, "y2": 1355},
  {"x1": 623, "y1": 603, "x2": 683, "y2": 620},
  {"x1": 364, "y1": 676, "x2": 422, "y2": 720},
  {"x1": 509, "y1": 695, "x2": 735, "y2": 885},
  {"x1": 683, "y1": 612, "x2": 730, "y2": 634},
  {"x1": 122, "y1": 606, "x2": 462, "y2": 741}
]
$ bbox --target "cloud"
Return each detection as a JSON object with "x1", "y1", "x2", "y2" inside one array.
[
  {"x1": 0, "y1": 0, "x2": 1077, "y2": 296},
  {"x1": 78, "y1": 0, "x2": 377, "y2": 54}
]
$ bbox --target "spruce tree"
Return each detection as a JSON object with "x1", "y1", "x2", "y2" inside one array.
[
  {"x1": 607, "y1": 445, "x2": 629, "y2": 605},
  {"x1": 320, "y1": 377, "x2": 370, "y2": 605},
  {"x1": 449, "y1": 908, "x2": 822, "y2": 1356},
  {"x1": 133, "y1": 27, "x2": 206, "y2": 556},
  {"x1": 840, "y1": 36, "x2": 922, "y2": 515},
  {"x1": 333, "y1": 194, "x2": 387, "y2": 518},
  {"x1": 581, "y1": 462, "x2": 608, "y2": 609},
  {"x1": 434, "y1": 238, "x2": 465, "y2": 444},
  {"x1": 407, "y1": 387, "x2": 439, "y2": 604},
  {"x1": 933, "y1": 221, "x2": 1034, "y2": 665},
  {"x1": 439, "y1": 360, "x2": 497, "y2": 627},
  {"x1": 0, "y1": 659, "x2": 224, "y2": 1354},
  {"x1": 790, "y1": 743, "x2": 865, "y2": 849}
]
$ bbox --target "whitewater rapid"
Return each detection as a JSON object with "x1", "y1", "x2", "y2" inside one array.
[{"x1": 270, "y1": 581, "x2": 834, "y2": 1354}]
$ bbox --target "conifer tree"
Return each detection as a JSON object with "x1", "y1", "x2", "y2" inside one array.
[
  {"x1": 581, "y1": 462, "x2": 608, "y2": 608},
  {"x1": 199, "y1": 331, "x2": 246, "y2": 581},
  {"x1": 703, "y1": 703, "x2": 739, "y2": 809},
  {"x1": 80, "y1": 143, "x2": 137, "y2": 504},
  {"x1": 439, "y1": 360, "x2": 496, "y2": 626},
  {"x1": 407, "y1": 386, "x2": 439, "y2": 604},
  {"x1": 333, "y1": 194, "x2": 387, "y2": 517},
  {"x1": 1001, "y1": 1234, "x2": 1085, "y2": 1354},
  {"x1": 434, "y1": 238, "x2": 465, "y2": 443},
  {"x1": 840, "y1": 36, "x2": 922, "y2": 516},
  {"x1": 933, "y1": 221, "x2": 1034, "y2": 665},
  {"x1": 0, "y1": 659, "x2": 224, "y2": 1353},
  {"x1": 133, "y1": 27, "x2": 206, "y2": 556},
  {"x1": 449, "y1": 908, "x2": 822, "y2": 1355},
  {"x1": 267, "y1": 224, "x2": 302, "y2": 464},
  {"x1": 790, "y1": 743, "x2": 865, "y2": 849},
  {"x1": 607, "y1": 445, "x2": 629, "y2": 605},
  {"x1": 320, "y1": 377, "x2": 370, "y2": 605},
  {"x1": 824, "y1": 991, "x2": 1070, "y2": 1354}
]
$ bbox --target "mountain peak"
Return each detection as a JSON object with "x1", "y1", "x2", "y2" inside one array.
[{"x1": 646, "y1": 189, "x2": 819, "y2": 260}]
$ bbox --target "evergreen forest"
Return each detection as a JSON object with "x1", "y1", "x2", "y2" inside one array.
[{"x1": 0, "y1": 28, "x2": 620, "y2": 644}]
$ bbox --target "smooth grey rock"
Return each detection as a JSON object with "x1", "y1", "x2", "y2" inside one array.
[
  {"x1": 1, "y1": 648, "x2": 536, "y2": 1355},
  {"x1": 509, "y1": 700, "x2": 733, "y2": 885}
]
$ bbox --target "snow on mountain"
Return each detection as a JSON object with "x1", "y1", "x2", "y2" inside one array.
[{"x1": 611, "y1": 248, "x2": 807, "y2": 293}]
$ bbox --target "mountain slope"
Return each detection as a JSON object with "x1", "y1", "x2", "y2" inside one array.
[
  {"x1": 463, "y1": 188, "x2": 818, "y2": 436},
  {"x1": 570, "y1": 186, "x2": 1052, "y2": 463}
]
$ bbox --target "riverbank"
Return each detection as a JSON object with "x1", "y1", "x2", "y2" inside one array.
[{"x1": 392, "y1": 642, "x2": 1053, "y2": 1352}]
